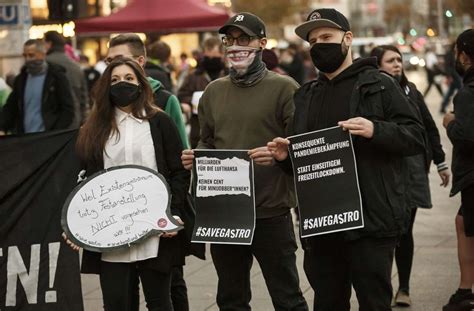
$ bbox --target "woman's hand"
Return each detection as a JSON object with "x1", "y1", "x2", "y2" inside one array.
[{"x1": 162, "y1": 217, "x2": 184, "y2": 238}]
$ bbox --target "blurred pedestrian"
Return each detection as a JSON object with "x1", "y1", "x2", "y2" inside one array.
[
  {"x1": 76, "y1": 57, "x2": 189, "y2": 311},
  {"x1": 0, "y1": 39, "x2": 74, "y2": 135},
  {"x1": 440, "y1": 43, "x2": 462, "y2": 114},
  {"x1": 79, "y1": 55, "x2": 101, "y2": 94},
  {"x1": 280, "y1": 43, "x2": 305, "y2": 84},
  {"x1": 178, "y1": 37, "x2": 225, "y2": 148},
  {"x1": 442, "y1": 28, "x2": 474, "y2": 310},
  {"x1": 262, "y1": 48, "x2": 287, "y2": 75},
  {"x1": 423, "y1": 46, "x2": 444, "y2": 98},
  {"x1": 145, "y1": 41, "x2": 173, "y2": 92},
  {"x1": 268, "y1": 8, "x2": 424, "y2": 310},
  {"x1": 371, "y1": 44, "x2": 450, "y2": 307},
  {"x1": 44, "y1": 31, "x2": 89, "y2": 126},
  {"x1": 181, "y1": 12, "x2": 308, "y2": 310}
]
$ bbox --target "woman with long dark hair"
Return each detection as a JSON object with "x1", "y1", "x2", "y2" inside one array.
[
  {"x1": 76, "y1": 57, "x2": 189, "y2": 311},
  {"x1": 370, "y1": 45, "x2": 450, "y2": 307}
]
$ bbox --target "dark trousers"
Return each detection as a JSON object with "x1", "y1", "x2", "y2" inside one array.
[
  {"x1": 461, "y1": 184, "x2": 474, "y2": 237},
  {"x1": 423, "y1": 68, "x2": 444, "y2": 97},
  {"x1": 440, "y1": 76, "x2": 462, "y2": 112},
  {"x1": 99, "y1": 260, "x2": 172, "y2": 311},
  {"x1": 395, "y1": 208, "x2": 418, "y2": 293},
  {"x1": 210, "y1": 212, "x2": 308, "y2": 311},
  {"x1": 303, "y1": 234, "x2": 397, "y2": 311},
  {"x1": 171, "y1": 266, "x2": 189, "y2": 311}
]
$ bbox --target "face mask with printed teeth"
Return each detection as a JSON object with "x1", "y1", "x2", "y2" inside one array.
[{"x1": 225, "y1": 46, "x2": 259, "y2": 73}]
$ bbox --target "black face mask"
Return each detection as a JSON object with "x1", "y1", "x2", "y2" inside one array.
[
  {"x1": 110, "y1": 81, "x2": 141, "y2": 107},
  {"x1": 201, "y1": 56, "x2": 224, "y2": 74},
  {"x1": 455, "y1": 58, "x2": 465, "y2": 77},
  {"x1": 310, "y1": 35, "x2": 348, "y2": 73}
]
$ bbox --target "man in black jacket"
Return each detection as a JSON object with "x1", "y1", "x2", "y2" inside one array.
[
  {"x1": 442, "y1": 28, "x2": 474, "y2": 310},
  {"x1": 268, "y1": 8, "x2": 424, "y2": 310},
  {"x1": 0, "y1": 39, "x2": 74, "y2": 135}
]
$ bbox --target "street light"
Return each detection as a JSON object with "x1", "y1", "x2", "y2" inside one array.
[{"x1": 445, "y1": 10, "x2": 453, "y2": 18}]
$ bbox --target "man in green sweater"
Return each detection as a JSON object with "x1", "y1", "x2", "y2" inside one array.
[
  {"x1": 104, "y1": 33, "x2": 190, "y2": 311},
  {"x1": 181, "y1": 12, "x2": 308, "y2": 310}
]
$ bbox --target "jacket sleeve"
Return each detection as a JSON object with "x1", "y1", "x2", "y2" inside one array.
[
  {"x1": 447, "y1": 88, "x2": 474, "y2": 145},
  {"x1": 414, "y1": 88, "x2": 445, "y2": 164},
  {"x1": 196, "y1": 87, "x2": 215, "y2": 149},
  {"x1": 159, "y1": 113, "x2": 190, "y2": 218},
  {"x1": 165, "y1": 94, "x2": 189, "y2": 149},
  {"x1": 276, "y1": 78, "x2": 299, "y2": 175},
  {"x1": 54, "y1": 69, "x2": 75, "y2": 129},
  {"x1": 370, "y1": 77, "x2": 425, "y2": 156}
]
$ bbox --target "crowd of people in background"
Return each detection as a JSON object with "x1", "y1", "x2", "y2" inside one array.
[{"x1": 0, "y1": 8, "x2": 473, "y2": 311}]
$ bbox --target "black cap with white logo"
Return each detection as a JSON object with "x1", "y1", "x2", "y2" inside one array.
[
  {"x1": 295, "y1": 8, "x2": 350, "y2": 41},
  {"x1": 219, "y1": 12, "x2": 266, "y2": 38}
]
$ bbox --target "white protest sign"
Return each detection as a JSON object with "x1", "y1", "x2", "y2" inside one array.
[
  {"x1": 61, "y1": 165, "x2": 182, "y2": 252},
  {"x1": 195, "y1": 156, "x2": 251, "y2": 197}
]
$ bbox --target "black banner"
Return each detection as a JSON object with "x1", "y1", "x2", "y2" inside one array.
[
  {"x1": 0, "y1": 130, "x2": 84, "y2": 310},
  {"x1": 192, "y1": 150, "x2": 255, "y2": 245},
  {"x1": 288, "y1": 126, "x2": 363, "y2": 237}
]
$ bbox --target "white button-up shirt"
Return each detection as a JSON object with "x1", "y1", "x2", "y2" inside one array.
[{"x1": 101, "y1": 108, "x2": 160, "y2": 263}]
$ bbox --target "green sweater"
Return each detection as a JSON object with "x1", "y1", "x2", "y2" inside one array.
[
  {"x1": 147, "y1": 77, "x2": 189, "y2": 149},
  {"x1": 198, "y1": 70, "x2": 299, "y2": 218}
]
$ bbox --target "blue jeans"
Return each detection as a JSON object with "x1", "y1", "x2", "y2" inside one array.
[{"x1": 210, "y1": 212, "x2": 308, "y2": 311}]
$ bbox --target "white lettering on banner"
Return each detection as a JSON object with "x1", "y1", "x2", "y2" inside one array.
[
  {"x1": 3, "y1": 242, "x2": 60, "y2": 307},
  {"x1": 293, "y1": 140, "x2": 350, "y2": 158},
  {"x1": 6, "y1": 244, "x2": 40, "y2": 306},
  {"x1": 302, "y1": 211, "x2": 360, "y2": 230},
  {"x1": 194, "y1": 226, "x2": 251, "y2": 239}
]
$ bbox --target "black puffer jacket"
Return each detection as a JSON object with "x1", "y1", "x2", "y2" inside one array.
[
  {"x1": 406, "y1": 82, "x2": 445, "y2": 170},
  {"x1": 447, "y1": 68, "x2": 474, "y2": 196},
  {"x1": 292, "y1": 58, "x2": 425, "y2": 239}
]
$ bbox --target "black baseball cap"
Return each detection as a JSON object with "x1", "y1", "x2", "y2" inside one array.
[
  {"x1": 218, "y1": 12, "x2": 266, "y2": 38},
  {"x1": 295, "y1": 8, "x2": 350, "y2": 41},
  {"x1": 456, "y1": 29, "x2": 474, "y2": 55}
]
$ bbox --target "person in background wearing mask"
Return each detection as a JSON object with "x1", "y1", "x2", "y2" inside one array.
[
  {"x1": 79, "y1": 54, "x2": 101, "y2": 94},
  {"x1": 442, "y1": 29, "x2": 474, "y2": 310},
  {"x1": 0, "y1": 39, "x2": 74, "y2": 135},
  {"x1": 267, "y1": 9, "x2": 425, "y2": 310},
  {"x1": 181, "y1": 12, "x2": 308, "y2": 310},
  {"x1": 178, "y1": 37, "x2": 225, "y2": 148},
  {"x1": 75, "y1": 57, "x2": 189, "y2": 311},
  {"x1": 371, "y1": 45, "x2": 450, "y2": 307}
]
